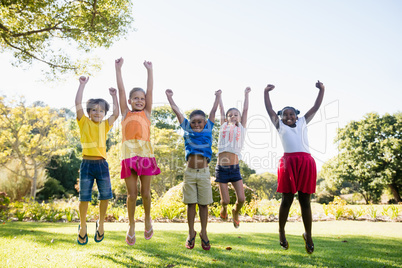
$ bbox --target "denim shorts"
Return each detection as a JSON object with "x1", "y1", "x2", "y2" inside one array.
[
  {"x1": 215, "y1": 164, "x2": 242, "y2": 183},
  {"x1": 79, "y1": 159, "x2": 113, "y2": 201}
]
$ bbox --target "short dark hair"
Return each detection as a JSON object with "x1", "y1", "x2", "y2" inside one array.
[
  {"x1": 189, "y1": 109, "x2": 206, "y2": 119},
  {"x1": 86, "y1": 98, "x2": 110, "y2": 115},
  {"x1": 129, "y1": 87, "x2": 146, "y2": 99},
  {"x1": 277, "y1": 106, "x2": 300, "y2": 117},
  {"x1": 226, "y1": 107, "x2": 241, "y2": 118}
]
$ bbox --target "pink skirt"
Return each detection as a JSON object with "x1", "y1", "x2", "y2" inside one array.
[
  {"x1": 121, "y1": 156, "x2": 161, "y2": 179},
  {"x1": 277, "y1": 152, "x2": 317, "y2": 194}
]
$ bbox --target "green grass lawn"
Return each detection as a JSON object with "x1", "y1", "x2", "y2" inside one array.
[{"x1": 1, "y1": 221, "x2": 401, "y2": 267}]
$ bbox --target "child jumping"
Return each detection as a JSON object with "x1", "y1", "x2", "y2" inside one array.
[
  {"x1": 115, "y1": 58, "x2": 161, "y2": 246},
  {"x1": 216, "y1": 87, "x2": 251, "y2": 228},
  {"x1": 166, "y1": 88, "x2": 221, "y2": 250},
  {"x1": 75, "y1": 76, "x2": 119, "y2": 245},
  {"x1": 264, "y1": 80, "x2": 325, "y2": 254}
]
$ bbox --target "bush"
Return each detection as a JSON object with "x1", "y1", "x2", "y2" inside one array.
[
  {"x1": 0, "y1": 192, "x2": 10, "y2": 221},
  {"x1": 315, "y1": 190, "x2": 334, "y2": 204}
]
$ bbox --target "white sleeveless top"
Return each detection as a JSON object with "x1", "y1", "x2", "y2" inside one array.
[
  {"x1": 278, "y1": 116, "x2": 310, "y2": 153},
  {"x1": 217, "y1": 122, "x2": 246, "y2": 159}
]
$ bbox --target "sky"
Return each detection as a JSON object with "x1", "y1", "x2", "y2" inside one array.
[{"x1": 1, "y1": 0, "x2": 401, "y2": 174}]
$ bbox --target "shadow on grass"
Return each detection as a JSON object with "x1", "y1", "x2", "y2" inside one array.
[{"x1": 1, "y1": 222, "x2": 401, "y2": 267}]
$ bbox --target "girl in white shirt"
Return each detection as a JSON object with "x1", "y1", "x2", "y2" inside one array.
[
  {"x1": 264, "y1": 81, "x2": 325, "y2": 254},
  {"x1": 216, "y1": 87, "x2": 250, "y2": 228}
]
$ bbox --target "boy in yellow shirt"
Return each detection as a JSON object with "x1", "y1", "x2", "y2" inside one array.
[{"x1": 75, "y1": 76, "x2": 119, "y2": 245}]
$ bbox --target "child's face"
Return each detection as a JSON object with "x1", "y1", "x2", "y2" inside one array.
[
  {"x1": 281, "y1": 108, "x2": 297, "y2": 127},
  {"x1": 226, "y1": 110, "x2": 241, "y2": 124},
  {"x1": 88, "y1": 104, "x2": 106, "y2": 123},
  {"x1": 190, "y1": 115, "x2": 207, "y2": 132},
  {"x1": 129, "y1": 91, "x2": 146, "y2": 111}
]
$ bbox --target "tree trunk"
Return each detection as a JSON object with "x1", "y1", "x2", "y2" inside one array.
[
  {"x1": 30, "y1": 166, "x2": 38, "y2": 200},
  {"x1": 388, "y1": 184, "x2": 401, "y2": 203}
]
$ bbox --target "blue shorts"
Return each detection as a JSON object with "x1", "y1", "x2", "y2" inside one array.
[
  {"x1": 79, "y1": 159, "x2": 113, "y2": 201},
  {"x1": 215, "y1": 164, "x2": 242, "y2": 183}
]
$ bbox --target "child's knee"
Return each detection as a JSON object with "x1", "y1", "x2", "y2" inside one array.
[
  {"x1": 221, "y1": 199, "x2": 230, "y2": 206},
  {"x1": 237, "y1": 196, "x2": 245, "y2": 205},
  {"x1": 140, "y1": 190, "x2": 151, "y2": 200},
  {"x1": 127, "y1": 193, "x2": 137, "y2": 203}
]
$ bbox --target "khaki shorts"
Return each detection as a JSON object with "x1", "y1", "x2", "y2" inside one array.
[{"x1": 182, "y1": 167, "x2": 213, "y2": 205}]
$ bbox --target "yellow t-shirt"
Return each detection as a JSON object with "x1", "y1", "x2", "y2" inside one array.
[{"x1": 77, "y1": 116, "x2": 112, "y2": 158}]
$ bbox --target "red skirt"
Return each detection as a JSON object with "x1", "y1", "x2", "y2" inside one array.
[{"x1": 277, "y1": 152, "x2": 317, "y2": 194}]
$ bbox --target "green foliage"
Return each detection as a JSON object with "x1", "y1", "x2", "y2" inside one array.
[
  {"x1": 151, "y1": 105, "x2": 179, "y2": 130},
  {"x1": 45, "y1": 150, "x2": 81, "y2": 196},
  {"x1": 0, "y1": 0, "x2": 133, "y2": 77},
  {"x1": 0, "y1": 192, "x2": 10, "y2": 221},
  {"x1": 0, "y1": 97, "x2": 68, "y2": 200},
  {"x1": 324, "y1": 196, "x2": 348, "y2": 220},
  {"x1": 36, "y1": 177, "x2": 66, "y2": 200},
  {"x1": 346, "y1": 206, "x2": 365, "y2": 220},
  {"x1": 244, "y1": 172, "x2": 281, "y2": 200},
  {"x1": 0, "y1": 160, "x2": 48, "y2": 201},
  {"x1": 321, "y1": 112, "x2": 402, "y2": 204}
]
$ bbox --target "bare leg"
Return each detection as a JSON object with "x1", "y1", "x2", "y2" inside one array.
[
  {"x1": 199, "y1": 204, "x2": 209, "y2": 244},
  {"x1": 218, "y1": 183, "x2": 230, "y2": 218},
  {"x1": 231, "y1": 180, "x2": 245, "y2": 222},
  {"x1": 125, "y1": 171, "x2": 138, "y2": 244},
  {"x1": 78, "y1": 201, "x2": 89, "y2": 243},
  {"x1": 279, "y1": 193, "x2": 294, "y2": 243},
  {"x1": 187, "y1": 204, "x2": 197, "y2": 246},
  {"x1": 298, "y1": 191, "x2": 313, "y2": 245},
  {"x1": 96, "y1": 199, "x2": 108, "y2": 240},
  {"x1": 139, "y1": 175, "x2": 153, "y2": 232}
]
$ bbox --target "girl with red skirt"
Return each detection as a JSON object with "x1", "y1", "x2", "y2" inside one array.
[{"x1": 264, "y1": 81, "x2": 325, "y2": 254}]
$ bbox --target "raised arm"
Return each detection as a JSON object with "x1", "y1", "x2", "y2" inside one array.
[
  {"x1": 115, "y1": 57, "x2": 129, "y2": 118},
  {"x1": 218, "y1": 90, "x2": 225, "y2": 125},
  {"x1": 208, "y1": 90, "x2": 221, "y2": 123},
  {"x1": 264, "y1": 84, "x2": 280, "y2": 129},
  {"x1": 75, "y1": 76, "x2": 89, "y2": 121},
  {"x1": 107, "y1": 87, "x2": 119, "y2": 125},
  {"x1": 165, "y1": 89, "x2": 184, "y2": 124},
  {"x1": 143, "y1": 60, "x2": 154, "y2": 118},
  {"x1": 304, "y1": 80, "x2": 325, "y2": 124},
  {"x1": 241, "y1": 87, "x2": 251, "y2": 126}
]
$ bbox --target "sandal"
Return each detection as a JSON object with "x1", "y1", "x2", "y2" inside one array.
[
  {"x1": 126, "y1": 228, "x2": 136, "y2": 246},
  {"x1": 94, "y1": 220, "x2": 104, "y2": 243},
  {"x1": 200, "y1": 233, "x2": 211, "y2": 251},
  {"x1": 279, "y1": 231, "x2": 289, "y2": 250},
  {"x1": 220, "y1": 208, "x2": 228, "y2": 221},
  {"x1": 185, "y1": 231, "x2": 196, "y2": 249},
  {"x1": 280, "y1": 240, "x2": 289, "y2": 250},
  {"x1": 232, "y1": 209, "x2": 240, "y2": 229},
  {"x1": 302, "y1": 233, "x2": 314, "y2": 254},
  {"x1": 77, "y1": 225, "x2": 88, "y2": 245},
  {"x1": 144, "y1": 219, "x2": 153, "y2": 240}
]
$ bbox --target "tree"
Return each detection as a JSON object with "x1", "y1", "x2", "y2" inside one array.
[
  {"x1": 151, "y1": 105, "x2": 179, "y2": 130},
  {"x1": 0, "y1": 0, "x2": 133, "y2": 76},
  {"x1": 0, "y1": 96, "x2": 68, "y2": 199},
  {"x1": 322, "y1": 112, "x2": 402, "y2": 203}
]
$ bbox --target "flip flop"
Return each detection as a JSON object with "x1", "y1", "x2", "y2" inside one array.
[
  {"x1": 199, "y1": 233, "x2": 211, "y2": 250},
  {"x1": 144, "y1": 220, "x2": 153, "y2": 240},
  {"x1": 220, "y1": 210, "x2": 228, "y2": 221},
  {"x1": 126, "y1": 229, "x2": 136, "y2": 246},
  {"x1": 94, "y1": 220, "x2": 104, "y2": 243},
  {"x1": 77, "y1": 225, "x2": 88, "y2": 245},
  {"x1": 185, "y1": 231, "x2": 196, "y2": 249},
  {"x1": 232, "y1": 209, "x2": 240, "y2": 229},
  {"x1": 302, "y1": 233, "x2": 314, "y2": 254}
]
